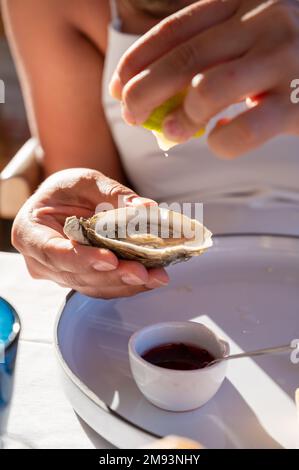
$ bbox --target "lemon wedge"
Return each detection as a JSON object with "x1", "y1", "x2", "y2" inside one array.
[{"x1": 143, "y1": 92, "x2": 205, "y2": 151}]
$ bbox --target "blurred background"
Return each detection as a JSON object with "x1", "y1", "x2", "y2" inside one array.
[{"x1": 0, "y1": 10, "x2": 30, "y2": 251}]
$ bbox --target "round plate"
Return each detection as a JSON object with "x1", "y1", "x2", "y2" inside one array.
[{"x1": 55, "y1": 235, "x2": 299, "y2": 449}]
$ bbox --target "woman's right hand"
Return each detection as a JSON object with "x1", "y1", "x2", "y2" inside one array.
[{"x1": 12, "y1": 168, "x2": 169, "y2": 298}]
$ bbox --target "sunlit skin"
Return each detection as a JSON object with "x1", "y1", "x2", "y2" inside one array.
[
  {"x1": 2, "y1": 0, "x2": 196, "y2": 298},
  {"x1": 11, "y1": 168, "x2": 170, "y2": 298}
]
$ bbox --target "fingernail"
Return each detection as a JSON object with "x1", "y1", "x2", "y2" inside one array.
[
  {"x1": 163, "y1": 116, "x2": 185, "y2": 140},
  {"x1": 121, "y1": 273, "x2": 145, "y2": 286},
  {"x1": 126, "y1": 196, "x2": 158, "y2": 207},
  {"x1": 214, "y1": 118, "x2": 230, "y2": 130},
  {"x1": 93, "y1": 261, "x2": 117, "y2": 272},
  {"x1": 118, "y1": 194, "x2": 152, "y2": 207},
  {"x1": 121, "y1": 103, "x2": 136, "y2": 125},
  {"x1": 191, "y1": 73, "x2": 204, "y2": 88},
  {"x1": 146, "y1": 278, "x2": 169, "y2": 289},
  {"x1": 109, "y1": 72, "x2": 122, "y2": 100}
]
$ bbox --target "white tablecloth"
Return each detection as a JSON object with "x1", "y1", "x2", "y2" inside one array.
[{"x1": 1, "y1": 252, "x2": 115, "y2": 449}]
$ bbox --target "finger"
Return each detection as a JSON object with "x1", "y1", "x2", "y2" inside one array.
[
  {"x1": 25, "y1": 255, "x2": 155, "y2": 299},
  {"x1": 13, "y1": 204, "x2": 120, "y2": 273},
  {"x1": 24, "y1": 254, "x2": 115, "y2": 286},
  {"x1": 25, "y1": 251, "x2": 169, "y2": 298},
  {"x1": 36, "y1": 234, "x2": 119, "y2": 273},
  {"x1": 94, "y1": 176, "x2": 157, "y2": 210},
  {"x1": 25, "y1": 256, "x2": 151, "y2": 298},
  {"x1": 116, "y1": 259, "x2": 148, "y2": 285},
  {"x1": 110, "y1": 0, "x2": 240, "y2": 99},
  {"x1": 146, "y1": 267, "x2": 169, "y2": 289},
  {"x1": 27, "y1": 247, "x2": 169, "y2": 288},
  {"x1": 36, "y1": 168, "x2": 155, "y2": 211},
  {"x1": 122, "y1": 18, "x2": 253, "y2": 125},
  {"x1": 207, "y1": 94, "x2": 290, "y2": 158},
  {"x1": 123, "y1": 194, "x2": 158, "y2": 207},
  {"x1": 53, "y1": 259, "x2": 153, "y2": 287},
  {"x1": 36, "y1": 231, "x2": 165, "y2": 285},
  {"x1": 117, "y1": 260, "x2": 169, "y2": 288},
  {"x1": 162, "y1": 49, "x2": 284, "y2": 142},
  {"x1": 24, "y1": 256, "x2": 55, "y2": 279}
]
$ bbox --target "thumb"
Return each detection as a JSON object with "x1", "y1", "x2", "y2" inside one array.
[{"x1": 95, "y1": 175, "x2": 157, "y2": 210}]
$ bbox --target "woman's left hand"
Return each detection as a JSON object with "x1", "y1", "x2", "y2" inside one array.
[{"x1": 110, "y1": 0, "x2": 299, "y2": 158}]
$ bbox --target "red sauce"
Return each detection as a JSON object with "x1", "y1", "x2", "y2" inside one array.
[{"x1": 142, "y1": 342, "x2": 215, "y2": 370}]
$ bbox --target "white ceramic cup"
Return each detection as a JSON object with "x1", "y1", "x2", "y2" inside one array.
[{"x1": 128, "y1": 321, "x2": 230, "y2": 412}]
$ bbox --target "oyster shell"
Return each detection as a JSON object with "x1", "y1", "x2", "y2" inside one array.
[{"x1": 64, "y1": 207, "x2": 212, "y2": 268}]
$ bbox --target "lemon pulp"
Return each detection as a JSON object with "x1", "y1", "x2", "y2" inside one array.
[{"x1": 142, "y1": 92, "x2": 205, "y2": 151}]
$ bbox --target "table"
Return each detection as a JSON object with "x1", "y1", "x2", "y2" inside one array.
[{"x1": 1, "y1": 252, "x2": 115, "y2": 449}]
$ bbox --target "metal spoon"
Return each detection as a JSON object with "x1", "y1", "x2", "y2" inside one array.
[{"x1": 208, "y1": 344, "x2": 294, "y2": 367}]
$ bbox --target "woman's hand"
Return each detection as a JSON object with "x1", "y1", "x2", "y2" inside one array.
[
  {"x1": 110, "y1": 0, "x2": 299, "y2": 158},
  {"x1": 12, "y1": 169, "x2": 169, "y2": 298}
]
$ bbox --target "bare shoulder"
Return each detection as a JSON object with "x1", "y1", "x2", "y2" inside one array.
[{"x1": 1, "y1": 0, "x2": 110, "y2": 53}]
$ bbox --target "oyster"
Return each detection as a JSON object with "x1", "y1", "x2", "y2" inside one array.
[{"x1": 64, "y1": 206, "x2": 213, "y2": 268}]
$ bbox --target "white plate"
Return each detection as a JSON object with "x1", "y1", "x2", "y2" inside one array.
[{"x1": 55, "y1": 235, "x2": 299, "y2": 449}]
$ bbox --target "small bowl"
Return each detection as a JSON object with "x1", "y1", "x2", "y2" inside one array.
[{"x1": 128, "y1": 321, "x2": 229, "y2": 412}]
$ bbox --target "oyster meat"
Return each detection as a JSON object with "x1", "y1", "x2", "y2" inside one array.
[{"x1": 64, "y1": 206, "x2": 213, "y2": 268}]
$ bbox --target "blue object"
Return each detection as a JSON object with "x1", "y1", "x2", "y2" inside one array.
[
  {"x1": 0, "y1": 297, "x2": 20, "y2": 437},
  {"x1": 0, "y1": 298, "x2": 15, "y2": 344}
]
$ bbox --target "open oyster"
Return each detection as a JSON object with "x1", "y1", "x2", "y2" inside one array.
[{"x1": 64, "y1": 207, "x2": 212, "y2": 268}]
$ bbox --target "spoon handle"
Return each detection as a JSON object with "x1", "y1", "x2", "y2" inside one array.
[{"x1": 223, "y1": 344, "x2": 293, "y2": 362}]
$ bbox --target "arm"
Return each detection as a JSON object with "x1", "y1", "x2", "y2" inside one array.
[{"x1": 2, "y1": 0, "x2": 125, "y2": 180}]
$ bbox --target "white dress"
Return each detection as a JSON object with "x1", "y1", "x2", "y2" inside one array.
[{"x1": 102, "y1": 1, "x2": 299, "y2": 235}]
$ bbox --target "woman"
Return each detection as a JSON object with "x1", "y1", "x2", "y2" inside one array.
[{"x1": 2, "y1": 0, "x2": 299, "y2": 298}]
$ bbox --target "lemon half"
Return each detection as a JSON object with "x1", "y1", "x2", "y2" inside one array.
[{"x1": 143, "y1": 92, "x2": 205, "y2": 151}]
